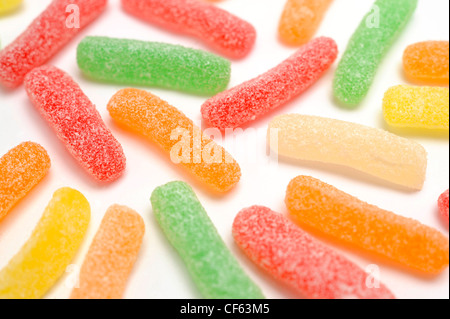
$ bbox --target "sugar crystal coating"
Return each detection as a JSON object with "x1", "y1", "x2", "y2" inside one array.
[
  {"x1": 438, "y1": 190, "x2": 449, "y2": 224},
  {"x1": 383, "y1": 85, "x2": 449, "y2": 130},
  {"x1": 77, "y1": 36, "x2": 231, "y2": 96},
  {"x1": 201, "y1": 37, "x2": 338, "y2": 129},
  {"x1": 24, "y1": 66, "x2": 126, "y2": 183},
  {"x1": 121, "y1": 0, "x2": 256, "y2": 59},
  {"x1": 70, "y1": 205, "x2": 145, "y2": 299},
  {"x1": 403, "y1": 41, "x2": 449, "y2": 85},
  {"x1": 0, "y1": 142, "x2": 51, "y2": 222},
  {"x1": 233, "y1": 206, "x2": 395, "y2": 299},
  {"x1": 150, "y1": 181, "x2": 264, "y2": 299},
  {"x1": 268, "y1": 114, "x2": 427, "y2": 190},
  {"x1": 0, "y1": 0, "x2": 107, "y2": 88},
  {"x1": 0, "y1": 188, "x2": 90, "y2": 299},
  {"x1": 285, "y1": 176, "x2": 449, "y2": 274},
  {"x1": 107, "y1": 88, "x2": 241, "y2": 193},
  {"x1": 333, "y1": 0, "x2": 418, "y2": 107},
  {"x1": 0, "y1": 0, "x2": 22, "y2": 14},
  {"x1": 279, "y1": 0, "x2": 334, "y2": 46}
]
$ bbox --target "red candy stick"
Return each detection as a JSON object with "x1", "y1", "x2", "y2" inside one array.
[
  {"x1": 233, "y1": 206, "x2": 395, "y2": 299},
  {"x1": 121, "y1": 0, "x2": 256, "y2": 59},
  {"x1": 24, "y1": 66, "x2": 126, "y2": 183},
  {"x1": 438, "y1": 190, "x2": 449, "y2": 224},
  {"x1": 0, "y1": 0, "x2": 107, "y2": 89},
  {"x1": 202, "y1": 37, "x2": 338, "y2": 129}
]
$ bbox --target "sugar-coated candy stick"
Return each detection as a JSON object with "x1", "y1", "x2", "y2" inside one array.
[
  {"x1": 233, "y1": 206, "x2": 395, "y2": 299},
  {"x1": 77, "y1": 36, "x2": 231, "y2": 96},
  {"x1": 25, "y1": 66, "x2": 126, "y2": 183},
  {"x1": 151, "y1": 181, "x2": 264, "y2": 299},
  {"x1": 0, "y1": 0, "x2": 22, "y2": 14},
  {"x1": 286, "y1": 176, "x2": 450, "y2": 274},
  {"x1": 383, "y1": 85, "x2": 449, "y2": 130},
  {"x1": 268, "y1": 114, "x2": 427, "y2": 190},
  {"x1": 333, "y1": 0, "x2": 418, "y2": 107},
  {"x1": 0, "y1": 188, "x2": 90, "y2": 299},
  {"x1": 202, "y1": 37, "x2": 338, "y2": 130},
  {"x1": 121, "y1": 0, "x2": 256, "y2": 59},
  {"x1": 0, "y1": 0, "x2": 107, "y2": 88},
  {"x1": 403, "y1": 41, "x2": 449, "y2": 85},
  {"x1": 438, "y1": 190, "x2": 449, "y2": 224},
  {"x1": 70, "y1": 205, "x2": 145, "y2": 299},
  {"x1": 279, "y1": 0, "x2": 333, "y2": 46},
  {"x1": 0, "y1": 142, "x2": 50, "y2": 222},
  {"x1": 107, "y1": 89, "x2": 240, "y2": 193}
]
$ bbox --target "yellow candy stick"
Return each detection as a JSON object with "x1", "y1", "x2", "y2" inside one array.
[
  {"x1": 0, "y1": 0, "x2": 22, "y2": 14},
  {"x1": 383, "y1": 85, "x2": 449, "y2": 131},
  {"x1": 0, "y1": 188, "x2": 90, "y2": 299}
]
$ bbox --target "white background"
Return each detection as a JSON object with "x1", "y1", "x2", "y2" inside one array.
[{"x1": 0, "y1": 0, "x2": 448, "y2": 299}]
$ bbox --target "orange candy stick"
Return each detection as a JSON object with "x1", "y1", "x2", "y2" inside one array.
[
  {"x1": 70, "y1": 205, "x2": 145, "y2": 299},
  {"x1": 279, "y1": 0, "x2": 333, "y2": 46},
  {"x1": 403, "y1": 41, "x2": 449, "y2": 85},
  {"x1": 0, "y1": 142, "x2": 50, "y2": 221},
  {"x1": 285, "y1": 176, "x2": 449, "y2": 275},
  {"x1": 107, "y1": 88, "x2": 241, "y2": 193}
]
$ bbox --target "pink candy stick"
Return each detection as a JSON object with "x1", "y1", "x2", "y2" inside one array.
[
  {"x1": 121, "y1": 0, "x2": 256, "y2": 59},
  {"x1": 0, "y1": 0, "x2": 107, "y2": 89},
  {"x1": 201, "y1": 37, "x2": 338, "y2": 129},
  {"x1": 233, "y1": 206, "x2": 395, "y2": 299},
  {"x1": 25, "y1": 66, "x2": 126, "y2": 183},
  {"x1": 438, "y1": 190, "x2": 449, "y2": 224}
]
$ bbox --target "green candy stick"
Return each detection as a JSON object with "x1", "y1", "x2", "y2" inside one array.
[
  {"x1": 333, "y1": 0, "x2": 418, "y2": 107},
  {"x1": 150, "y1": 181, "x2": 264, "y2": 299},
  {"x1": 77, "y1": 36, "x2": 231, "y2": 96}
]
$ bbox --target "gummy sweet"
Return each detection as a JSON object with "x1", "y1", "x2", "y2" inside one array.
[
  {"x1": 0, "y1": 0, "x2": 107, "y2": 88},
  {"x1": 268, "y1": 114, "x2": 427, "y2": 190},
  {"x1": 279, "y1": 0, "x2": 334, "y2": 46},
  {"x1": 333, "y1": 0, "x2": 418, "y2": 107},
  {"x1": 24, "y1": 66, "x2": 126, "y2": 183},
  {"x1": 233, "y1": 206, "x2": 395, "y2": 299},
  {"x1": 0, "y1": 188, "x2": 90, "y2": 299},
  {"x1": 438, "y1": 190, "x2": 449, "y2": 224},
  {"x1": 403, "y1": 41, "x2": 449, "y2": 85},
  {"x1": 202, "y1": 37, "x2": 338, "y2": 129},
  {"x1": 0, "y1": 0, "x2": 22, "y2": 14},
  {"x1": 107, "y1": 89, "x2": 241, "y2": 193},
  {"x1": 150, "y1": 181, "x2": 264, "y2": 299},
  {"x1": 77, "y1": 37, "x2": 231, "y2": 96},
  {"x1": 383, "y1": 85, "x2": 449, "y2": 130},
  {"x1": 285, "y1": 176, "x2": 449, "y2": 274},
  {"x1": 70, "y1": 205, "x2": 145, "y2": 299},
  {"x1": 0, "y1": 142, "x2": 50, "y2": 222},
  {"x1": 121, "y1": 0, "x2": 256, "y2": 59}
]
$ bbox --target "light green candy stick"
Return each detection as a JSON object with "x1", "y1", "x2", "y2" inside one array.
[
  {"x1": 151, "y1": 181, "x2": 264, "y2": 299},
  {"x1": 77, "y1": 36, "x2": 231, "y2": 96},
  {"x1": 333, "y1": 0, "x2": 418, "y2": 107}
]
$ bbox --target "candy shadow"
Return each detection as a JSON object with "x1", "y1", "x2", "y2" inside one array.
[
  {"x1": 285, "y1": 214, "x2": 448, "y2": 281},
  {"x1": 229, "y1": 237, "x2": 305, "y2": 299},
  {"x1": 275, "y1": 153, "x2": 419, "y2": 194},
  {"x1": 77, "y1": 71, "x2": 222, "y2": 99},
  {"x1": 379, "y1": 113, "x2": 449, "y2": 140},
  {"x1": 0, "y1": 169, "x2": 52, "y2": 238},
  {"x1": 107, "y1": 119, "x2": 240, "y2": 200},
  {"x1": 146, "y1": 206, "x2": 203, "y2": 299},
  {"x1": 399, "y1": 64, "x2": 450, "y2": 88}
]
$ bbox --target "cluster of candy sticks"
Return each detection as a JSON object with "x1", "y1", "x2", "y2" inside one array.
[{"x1": 0, "y1": 0, "x2": 448, "y2": 299}]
